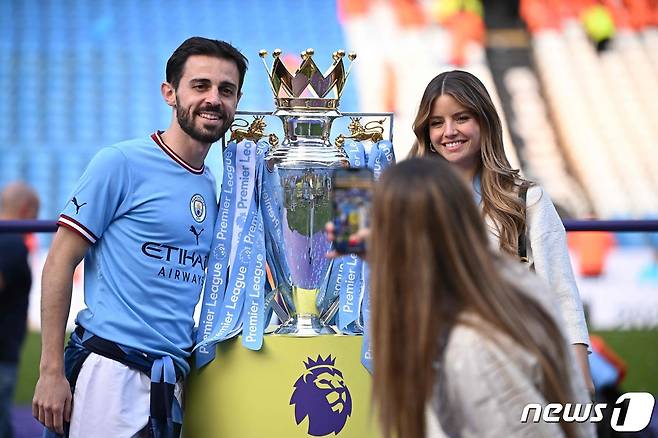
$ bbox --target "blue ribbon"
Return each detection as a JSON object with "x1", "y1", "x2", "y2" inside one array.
[
  {"x1": 337, "y1": 253, "x2": 361, "y2": 331},
  {"x1": 362, "y1": 140, "x2": 395, "y2": 371},
  {"x1": 195, "y1": 142, "x2": 238, "y2": 367},
  {"x1": 367, "y1": 140, "x2": 396, "y2": 179},
  {"x1": 207, "y1": 141, "x2": 258, "y2": 338},
  {"x1": 344, "y1": 141, "x2": 366, "y2": 168},
  {"x1": 360, "y1": 262, "x2": 373, "y2": 372},
  {"x1": 324, "y1": 139, "x2": 398, "y2": 337},
  {"x1": 242, "y1": 155, "x2": 267, "y2": 350},
  {"x1": 195, "y1": 140, "x2": 267, "y2": 367},
  {"x1": 241, "y1": 203, "x2": 267, "y2": 350},
  {"x1": 331, "y1": 142, "x2": 366, "y2": 333}
]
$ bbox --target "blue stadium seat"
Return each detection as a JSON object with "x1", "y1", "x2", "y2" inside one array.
[{"x1": 1, "y1": 0, "x2": 351, "y2": 217}]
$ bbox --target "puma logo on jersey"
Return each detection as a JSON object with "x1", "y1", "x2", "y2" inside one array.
[
  {"x1": 72, "y1": 197, "x2": 87, "y2": 214},
  {"x1": 189, "y1": 225, "x2": 204, "y2": 245}
]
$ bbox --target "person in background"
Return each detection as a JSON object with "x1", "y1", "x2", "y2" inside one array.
[
  {"x1": 369, "y1": 158, "x2": 595, "y2": 438},
  {"x1": 32, "y1": 37, "x2": 246, "y2": 437},
  {"x1": 409, "y1": 70, "x2": 594, "y2": 396},
  {"x1": 0, "y1": 182, "x2": 40, "y2": 438}
]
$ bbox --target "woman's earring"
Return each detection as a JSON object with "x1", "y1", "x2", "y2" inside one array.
[{"x1": 429, "y1": 143, "x2": 437, "y2": 153}]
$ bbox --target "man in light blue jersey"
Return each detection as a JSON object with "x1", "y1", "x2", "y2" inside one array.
[{"x1": 32, "y1": 37, "x2": 247, "y2": 437}]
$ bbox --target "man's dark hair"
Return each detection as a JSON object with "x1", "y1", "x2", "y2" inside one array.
[{"x1": 166, "y1": 37, "x2": 248, "y2": 92}]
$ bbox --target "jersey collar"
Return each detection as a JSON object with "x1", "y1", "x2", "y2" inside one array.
[{"x1": 151, "y1": 131, "x2": 205, "y2": 175}]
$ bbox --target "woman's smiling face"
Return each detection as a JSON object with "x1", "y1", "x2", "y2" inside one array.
[{"x1": 428, "y1": 94, "x2": 482, "y2": 176}]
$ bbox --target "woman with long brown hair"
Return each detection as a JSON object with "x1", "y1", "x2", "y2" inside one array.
[
  {"x1": 370, "y1": 158, "x2": 595, "y2": 438},
  {"x1": 409, "y1": 70, "x2": 593, "y2": 393}
]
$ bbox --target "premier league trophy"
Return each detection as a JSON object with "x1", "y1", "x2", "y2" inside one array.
[
  {"x1": 259, "y1": 48, "x2": 355, "y2": 336},
  {"x1": 189, "y1": 48, "x2": 394, "y2": 438}
]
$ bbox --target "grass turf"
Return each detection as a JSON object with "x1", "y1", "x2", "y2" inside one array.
[{"x1": 13, "y1": 329, "x2": 658, "y2": 405}]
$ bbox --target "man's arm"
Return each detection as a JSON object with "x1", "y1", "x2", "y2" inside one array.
[{"x1": 32, "y1": 226, "x2": 89, "y2": 434}]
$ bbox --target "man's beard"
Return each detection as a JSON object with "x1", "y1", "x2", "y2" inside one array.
[{"x1": 176, "y1": 99, "x2": 233, "y2": 144}]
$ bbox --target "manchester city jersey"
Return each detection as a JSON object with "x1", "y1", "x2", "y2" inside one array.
[{"x1": 58, "y1": 133, "x2": 217, "y2": 375}]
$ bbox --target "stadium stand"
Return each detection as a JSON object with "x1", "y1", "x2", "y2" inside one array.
[
  {"x1": 0, "y1": 0, "x2": 656, "y2": 226},
  {"x1": 503, "y1": 66, "x2": 592, "y2": 217},
  {"x1": 0, "y1": 0, "x2": 357, "y2": 233},
  {"x1": 523, "y1": 0, "x2": 658, "y2": 220}
]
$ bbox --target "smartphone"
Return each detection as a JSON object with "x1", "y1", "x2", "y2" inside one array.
[{"x1": 331, "y1": 167, "x2": 374, "y2": 254}]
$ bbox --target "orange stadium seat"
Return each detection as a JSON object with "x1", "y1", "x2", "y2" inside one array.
[
  {"x1": 337, "y1": 0, "x2": 372, "y2": 22},
  {"x1": 391, "y1": 0, "x2": 427, "y2": 28},
  {"x1": 568, "y1": 231, "x2": 615, "y2": 277}
]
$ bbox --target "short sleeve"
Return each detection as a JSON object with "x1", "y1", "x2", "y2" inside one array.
[{"x1": 57, "y1": 146, "x2": 131, "y2": 244}]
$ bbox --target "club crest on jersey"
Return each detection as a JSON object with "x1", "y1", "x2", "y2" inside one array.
[{"x1": 190, "y1": 194, "x2": 207, "y2": 223}]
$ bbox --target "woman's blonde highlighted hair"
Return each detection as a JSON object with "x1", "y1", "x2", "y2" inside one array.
[{"x1": 410, "y1": 70, "x2": 529, "y2": 256}]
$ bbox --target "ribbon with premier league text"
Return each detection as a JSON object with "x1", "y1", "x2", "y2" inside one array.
[
  {"x1": 367, "y1": 139, "x2": 395, "y2": 179},
  {"x1": 360, "y1": 262, "x2": 373, "y2": 372},
  {"x1": 362, "y1": 140, "x2": 394, "y2": 370},
  {"x1": 195, "y1": 140, "x2": 268, "y2": 368},
  {"x1": 337, "y1": 141, "x2": 365, "y2": 332},
  {"x1": 318, "y1": 140, "x2": 395, "y2": 370}
]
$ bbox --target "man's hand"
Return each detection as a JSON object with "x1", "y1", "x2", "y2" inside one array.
[{"x1": 32, "y1": 370, "x2": 72, "y2": 434}]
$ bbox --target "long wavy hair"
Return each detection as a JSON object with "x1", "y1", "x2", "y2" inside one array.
[
  {"x1": 370, "y1": 158, "x2": 578, "y2": 438},
  {"x1": 409, "y1": 70, "x2": 529, "y2": 256}
]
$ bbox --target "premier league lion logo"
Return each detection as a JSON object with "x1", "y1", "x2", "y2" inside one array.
[{"x1": 290, "y1": 355, "x2": 352, "y2": 436}]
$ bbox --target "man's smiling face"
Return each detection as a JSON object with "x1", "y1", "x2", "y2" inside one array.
[{"x1": 173, "y1": 54, "x2": 241, "y2": 144}]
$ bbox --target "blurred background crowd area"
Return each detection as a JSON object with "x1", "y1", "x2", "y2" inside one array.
[
  {"x1": 1, "y1": 0, "x2": 657, "y2": 416},
  {"x1": 0, "y1": 0, "x2": 657, "y2": 224}
]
